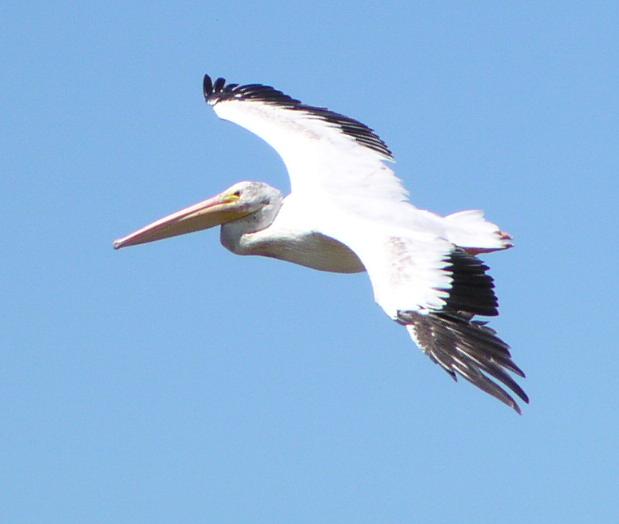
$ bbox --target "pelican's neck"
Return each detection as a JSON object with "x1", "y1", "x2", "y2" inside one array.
[
  {"x1": 220, "y1": 193, "x2": 365, "y2": 273},
  {"x1": 220, "y1": 186, "x2": 284, "y2": 255}
]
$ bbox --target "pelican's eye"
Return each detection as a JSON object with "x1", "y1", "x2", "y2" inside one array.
[{"x1": 223, "y1": 191, "x2": 241, "y2": 203}]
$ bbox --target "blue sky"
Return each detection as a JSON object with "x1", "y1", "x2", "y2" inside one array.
[{"x1": 2, "y1": 1, "x2": 618, "y2": 522}]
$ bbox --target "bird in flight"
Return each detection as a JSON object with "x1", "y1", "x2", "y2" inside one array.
[{"x1": 114, "y1": 74, "x2": 528, "y2": 413}]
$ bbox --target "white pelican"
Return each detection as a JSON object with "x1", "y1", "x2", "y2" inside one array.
[{"x1": 114, "y1": 74, "x2": 528, "y2": 413}]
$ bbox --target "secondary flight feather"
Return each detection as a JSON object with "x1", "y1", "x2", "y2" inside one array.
[{"x1": 114, "y1": 74, "x2": 528, "y2": 413}]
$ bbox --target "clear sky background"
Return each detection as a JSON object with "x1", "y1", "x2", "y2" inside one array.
[{"x1": 3, "y1": 2, "x2": 618, "y2": 522}]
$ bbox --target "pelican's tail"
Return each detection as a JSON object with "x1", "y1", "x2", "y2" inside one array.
[{"x1": 444, "y1": 210, "x2": 513, "y2": 255}]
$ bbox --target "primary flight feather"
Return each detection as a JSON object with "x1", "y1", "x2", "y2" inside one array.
[{"x1": 114, "y1": 74, "x2": 528, "y2": 413}]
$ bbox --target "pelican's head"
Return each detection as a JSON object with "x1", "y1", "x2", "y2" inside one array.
[{"x1": 113, "y1": 181, "x2": 282, "y2": 249}]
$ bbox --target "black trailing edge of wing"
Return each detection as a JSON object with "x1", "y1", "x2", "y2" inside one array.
[
  {"x1": 442, "y1": 249, "x2": 499, "y2": 317},
  {"x1": 203, "y1": 74, "x2": 393, "y2": 160}
]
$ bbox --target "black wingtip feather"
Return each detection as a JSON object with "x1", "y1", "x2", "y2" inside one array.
[
  {"x1": 203, "y1": 74, "x2": 213, "y2": 99},
  {"x1": 213, "y1": 77, "x2": 226, "y2": 92},
  {"x1": 399, "y1": 310, "x2": 528, "y2": 414}
]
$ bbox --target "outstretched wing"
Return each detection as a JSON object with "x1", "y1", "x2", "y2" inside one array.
[
  {"x1": 341, "y1": 227, "x2": 528, "y2": 413},
  {"x1": 203, "y1": 74, "x2": 408, "y2": 207}
]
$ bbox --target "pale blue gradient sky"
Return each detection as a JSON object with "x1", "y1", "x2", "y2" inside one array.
[{"x1": 2, "y1": 2, "x2": 618, "y2": 522}]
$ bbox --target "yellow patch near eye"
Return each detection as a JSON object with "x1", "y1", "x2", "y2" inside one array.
[{"x1": 222, "y1": 193, "x2": 240, "y2": 203}]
